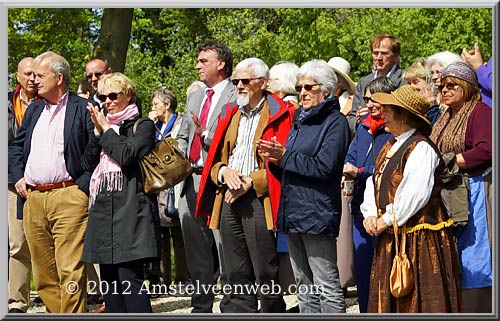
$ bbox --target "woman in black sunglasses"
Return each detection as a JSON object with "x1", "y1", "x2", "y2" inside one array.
[
  {"x1": 258, "y1": 59, "x2": 350, "y2": 313},
  {"x1": 81, "y1": 72, "x2": 160, "y2": 313}
]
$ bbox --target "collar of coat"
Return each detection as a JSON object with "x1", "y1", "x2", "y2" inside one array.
[{"x1": 294, "y1": 97, "x2": 340, "y2": 124}]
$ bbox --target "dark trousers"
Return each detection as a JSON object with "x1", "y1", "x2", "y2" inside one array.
[
  {"x1": 100, "y1": 260, "x2": 152, "y2": 313},
  {"x1": 160, "y1": 225, "x2": 189, "y2": 285},
  {"x1": 220, "y1": 190, "x2": 285, "y2": 313}
]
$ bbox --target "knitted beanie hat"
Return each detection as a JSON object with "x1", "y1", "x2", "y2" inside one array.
[{"x1": 441, "y1": 61, "x2": 478, "y2": 86}]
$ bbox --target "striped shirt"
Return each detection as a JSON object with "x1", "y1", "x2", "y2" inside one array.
[{"x1": 227, "y1": 97, "x2": 265, "y2": 177}]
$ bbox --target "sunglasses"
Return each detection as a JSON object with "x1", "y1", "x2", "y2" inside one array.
[
  {"x1": 363, "y1": 96, "x2": 375, "y2": 104},
  {"x1": 231, "y1": 77, "x2": 263, "y2": 85},
  {"x1": 86, "y1": 70, "x2": 106, "y2": 80},
  {"x1": 438, "y1": 82, "x2": 459, "y2": 91},
  {"x1": 295, "y1": 83, "x2": 321, "y2": 92},
  {"x1": 98, "y1": 92, "x2": 123, "y2": 102}
]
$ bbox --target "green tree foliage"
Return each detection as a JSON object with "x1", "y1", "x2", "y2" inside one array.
[
  {"x1": 8, "y1": 8, "x2": 100, "y2": 89},
  {"x1": 8, "y1": 8, "x2": 492, "y2": 112}
]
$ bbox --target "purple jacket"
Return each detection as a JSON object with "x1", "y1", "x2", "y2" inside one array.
[{"x1": 477, "y1": 57, "x2": 492, "y2": 108}]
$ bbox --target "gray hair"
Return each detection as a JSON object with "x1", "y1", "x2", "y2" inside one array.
[
  {"x1": 152, "y1": 87, "x2": 178, "y2": 112},
  {"x1": 186, "y1": 80, "x2": 207, "y2": 96},
  {"x1": 268, "y1": 61, "x2": 299, "y2": 95},
  {"x1": 426, "y1": 51, "x2": 462, "y2": 69},
  {"x1": 34, "y1": 51, "x2": 71, "y2": 87},
  {"x1": 298, "y1": 59, "x2": 337, "y2": 97},
  {"x1": 234, "y1": 57, "x2": 269, "y2": 81}
]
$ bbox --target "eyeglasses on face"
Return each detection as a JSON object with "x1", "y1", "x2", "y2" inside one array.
[
  {"x1": 363, "y1": 96, "x2": 375, "y2": 104},
  {"x1": 295, "y1": 83, "x2": 321, "y2": 92},
  {"x1": 98, "y1": 92, "x2": 123, "y2": 102},
  {"x1": 231, "y1": 77, "x2": 263, "y2": 85},
  {"x1": 86, "y1": 70, "x2": 106, "y2": 80},
  {"x1": 438, "y1": 82, "x2": 459, "y2": 91}
]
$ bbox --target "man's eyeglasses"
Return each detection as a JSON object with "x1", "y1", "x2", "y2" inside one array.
[
  {"x1": 231, "y1": 77, "x2": 263, "y2": 85},
  {"x1": 363, "y1": 96, "x2": 374, "y2": 104},
  {"x1": 98, "y1": 92, "x2": 123, "y2": 102},
  {"x1": 295, "y1": 84, "x2": 321, "y2": 92},
  {"x1": 438, "y1": 82, "x2": 459, "y2": 91},
  {"x1": 86, "y1": 70, "x2": 106, "y2": 80}
]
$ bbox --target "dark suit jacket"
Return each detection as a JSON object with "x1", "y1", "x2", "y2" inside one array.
[
  {"x1": 349, "y1": 66, "x2": 407, "y2": 133},
  {"x1": 8, "y1": 92, "x2": 95, "y2": 219}
]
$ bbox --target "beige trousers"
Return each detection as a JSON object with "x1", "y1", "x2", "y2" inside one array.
[
  {"x1": 24, "y1": 185, "x2": 88, "y2": 313},
  {"x1": 8, "y1": 188, "x2": 32, "y2": 312}
]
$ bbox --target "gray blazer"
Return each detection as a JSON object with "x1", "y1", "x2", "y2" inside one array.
[
  {"x1": 349, "y1": 66, "x2": 406, "y2": 133},
  {"x1": 176, "y1": 80, "x2": 237, "y2": 191}
]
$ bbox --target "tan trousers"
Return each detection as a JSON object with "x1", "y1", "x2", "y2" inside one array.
[
  {"x1": 8, "y1": 188, "x2": 32, "y2": 312},
  {"x1": 24, "y1": 185, "x2": 88, "y2": 313}
]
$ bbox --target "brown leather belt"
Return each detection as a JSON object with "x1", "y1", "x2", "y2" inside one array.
[
  {"x1": 28, "y1": 180, "x2": 76, "y2": 192},
  {"x1": 192, "y1": 167, "x2": 204, "y2": 175}
]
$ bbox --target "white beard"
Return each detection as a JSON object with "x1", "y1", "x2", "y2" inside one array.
[{"x1": 237, "y1": 94, "x2": 249, "y2": 107}]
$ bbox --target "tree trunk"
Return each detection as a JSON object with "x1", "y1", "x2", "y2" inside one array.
[{"x1": 94, "y1": 8, "x2": 133, "y2": 72}]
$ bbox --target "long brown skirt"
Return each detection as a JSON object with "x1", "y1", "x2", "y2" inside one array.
[{"x1": 367, "y1": 227, "x2": 462, "y2": 313}]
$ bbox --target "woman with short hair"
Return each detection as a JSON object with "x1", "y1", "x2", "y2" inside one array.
[{"x1": 82, "y1": 72, "x2": 160, "y2": 313}]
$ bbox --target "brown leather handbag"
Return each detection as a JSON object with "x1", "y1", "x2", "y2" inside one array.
[
  {"x1": 389, "y1": 209, "x2": 414, "y2": 298},
  {"x1": 133, "y1": 119, "x2": 192, "y2": 194}
]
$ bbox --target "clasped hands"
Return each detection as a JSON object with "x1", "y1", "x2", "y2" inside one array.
[
  {"x1": 362, "y1": 216, "x2": 389, "y2": 236},
  {"x1": 222, "y1": 168, "x2": 252, "y2": 204},
  {"x1": 87, "y1": 103, "x2": 110, "y2": 136}
]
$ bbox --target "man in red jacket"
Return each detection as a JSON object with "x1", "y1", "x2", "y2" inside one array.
[{"x1": 196, "y1": 57, "x2": 295, "y2": 313}]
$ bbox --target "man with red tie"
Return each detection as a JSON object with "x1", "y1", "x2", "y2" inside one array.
[{"x1": 176, "y1": 40, "x2": 237, "y2": 313}]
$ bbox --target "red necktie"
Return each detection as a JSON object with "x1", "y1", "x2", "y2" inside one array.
[{"x1": 189, "y1": 89, "x2": 214, "y2": 163}]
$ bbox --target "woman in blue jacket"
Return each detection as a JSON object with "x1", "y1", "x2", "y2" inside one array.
[
  {"x1": 258, "y1": 59, "x2": 350, "y2": 313},
  {"x1": 342, "y1": 77, "x2": 396, "y2": 312}
]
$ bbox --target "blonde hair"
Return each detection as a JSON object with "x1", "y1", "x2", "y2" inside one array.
[
  {"x1": 403, "y1": 57, "x2": 429, "y2": 83},
  {"x1": 98, "y1": 72, "x2": 136, "y2": 104}
]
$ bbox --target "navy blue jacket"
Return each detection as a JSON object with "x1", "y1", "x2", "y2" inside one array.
[
  {"x1": 275, "y1": 98, "x2": 350, "y2": 237},
  {"x1": 344, "y1": 116, "x2": 393, "y2": 213},
  {"x1": 8, "y1": 92, "x2": 95, "y2": 219}
]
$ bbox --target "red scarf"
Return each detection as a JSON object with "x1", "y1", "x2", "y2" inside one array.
[{"x1": 368, "y1": 114, "x2": 385, "y2": 134}]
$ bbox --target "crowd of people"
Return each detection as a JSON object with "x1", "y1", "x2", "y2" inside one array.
[{"x1": 7, "y1": 33, "x2": 492, "y2": 314}]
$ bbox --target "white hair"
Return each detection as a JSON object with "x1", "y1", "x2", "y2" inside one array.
[
  {"x1": 298, "y1": 59, "x2": 337, "y2": 97},
  {"x1": 426, "y1": 51, "x2": 462, "y2": 69},
  {"x1": 268, "y1": 61, "x2": 299, "y2": 95},
  {"x1": 234, "y1": 57, "x2": 269, "y2": 80}
]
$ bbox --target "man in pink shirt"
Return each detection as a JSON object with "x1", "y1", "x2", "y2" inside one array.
[{"x1": 9, "y1": 51, "x2": 94, "y2": 313}]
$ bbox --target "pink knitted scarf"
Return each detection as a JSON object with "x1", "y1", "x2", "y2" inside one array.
[{"x1": 88, "y1": 104, "x2": 139, "y2": 208}]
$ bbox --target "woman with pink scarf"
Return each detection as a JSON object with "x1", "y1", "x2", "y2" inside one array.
[{"x1": 81, "y1": 72, "x2": 160, "y2": 313}]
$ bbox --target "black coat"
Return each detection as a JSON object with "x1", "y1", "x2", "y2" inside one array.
[
  {"x1": 81, "y1": 117, "x2": 161, "y2": 264},
  {"x1": 275, "y1": 98, "x2": 350, "y2": 237}
]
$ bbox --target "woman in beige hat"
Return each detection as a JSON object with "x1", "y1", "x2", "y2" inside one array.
[
  {"x1": 360, "y1": 85, "x2": 461, "y2": 312},
  {"x1": 328, "y1": 57, "x2": 356, "y2": 117}
]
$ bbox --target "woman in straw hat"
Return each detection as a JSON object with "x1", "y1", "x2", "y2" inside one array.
[
  {"x1": 429, "y1": 61, "x2": 492, "y2": 313},
  {"x1": 360, "y1": 85, "x2": 461, "y2": 312}
]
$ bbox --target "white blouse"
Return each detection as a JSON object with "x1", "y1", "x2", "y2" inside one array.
[{"x1": 360, "y1": 129, "x2": 441, "y2": 227}]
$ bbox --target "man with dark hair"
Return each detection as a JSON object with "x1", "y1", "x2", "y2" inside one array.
[
  {"x1": 350, "y1": 34, "x2": 406, "y2": 133},
  {"x1": 9, "y1": 51, "x2": 94, "y2": 313},
  {"x1": 176, "y1": 40, "x2": 237, "y2": 313}
]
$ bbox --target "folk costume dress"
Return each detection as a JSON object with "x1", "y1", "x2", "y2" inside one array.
[{"x1": 361, "y1": 129, "x2": 461, "y2": 313}]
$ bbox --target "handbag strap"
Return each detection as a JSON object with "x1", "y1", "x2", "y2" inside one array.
[{"x1": 133, "y1": 118, "x2": 170, "y2": 141}]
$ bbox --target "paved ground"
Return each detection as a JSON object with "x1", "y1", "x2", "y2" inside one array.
[{"x1": 27, "y1": 287, "x2": 360, "y2": 314}]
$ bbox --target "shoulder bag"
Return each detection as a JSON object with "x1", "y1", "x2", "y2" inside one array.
[{"x1": 133, "y1": 118, "x2": 192, "y2": 194}]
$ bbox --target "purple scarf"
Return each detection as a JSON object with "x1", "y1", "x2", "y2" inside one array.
[{"x1": 88, "y1": 104, "x2": 139, "y2": 208}]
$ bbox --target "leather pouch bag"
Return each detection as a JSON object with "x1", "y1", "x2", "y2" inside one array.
[
  {"x1": 133, "y1": 119, "x2": 192, "y2": 194},
  {"x1": 389, "y1": 209, "x2": 414, "y2": 298}
]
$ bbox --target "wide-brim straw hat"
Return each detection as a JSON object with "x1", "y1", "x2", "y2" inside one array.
[
  {"x1": 328, "y1": 57, "x2": 356, "y2": 95},
  {"x1": 371, "y1": 85, "x2": 432, "y2": 134}
]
